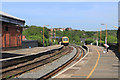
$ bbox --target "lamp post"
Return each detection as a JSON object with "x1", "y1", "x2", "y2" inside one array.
[
  {"x1": 43, "y1": 25, "x2": 49, "y2": 47},
  {"x1": 43, "y1": 25, "x2": 45, "y2": 47},
  {"x1": 54, "y1": 28, "x2": 56, "y2": 44},
  {"x1": 51, "y1": 26, "x2": 53, "y2": 45},
  {"x1": 101, "y1": 24, "x2": 107, "y2": 44},
  {"x1": 100, "y1": 28, "x2": 102, "y2": 46},
  {"x1": 114, "y1": 26, "x2": 118, "y2": 29}
]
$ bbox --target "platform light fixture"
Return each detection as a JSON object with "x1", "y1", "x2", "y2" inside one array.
[
  {"x1": 100, "y1": 28, "x2": 102, "y2": 46},
  {"x1": 114, "y1": 26, "x2": 118, "y2": 29},
  {"x1": 101, "y1": 24, "x2": 107, "y2": 44}
]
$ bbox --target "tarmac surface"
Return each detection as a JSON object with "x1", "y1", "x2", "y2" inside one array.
[{"x1": 53, "y1": 45, "x2": 120, "y2": 80}]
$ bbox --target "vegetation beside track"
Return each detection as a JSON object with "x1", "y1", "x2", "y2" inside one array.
[{"x1": 23, "y1": 25, "x2": 117, "y2": 46}]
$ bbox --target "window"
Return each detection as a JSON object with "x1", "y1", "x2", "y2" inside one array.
[{"x1": 63, "y1": 38, "x2": 68, "y2": 41}]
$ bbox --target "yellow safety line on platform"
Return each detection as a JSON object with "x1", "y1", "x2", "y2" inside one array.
[{"x1": 86, "y1": 46, "x2": 100, "y2": 80}]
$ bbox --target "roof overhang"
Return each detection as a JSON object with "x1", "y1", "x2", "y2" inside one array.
[{"x1": 0, "y1": 11, "x2": 25, "y2": 26}]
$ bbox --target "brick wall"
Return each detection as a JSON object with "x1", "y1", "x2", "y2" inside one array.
[{"x1": 2, "y1": 22, "x2": 22, "y2": 48}]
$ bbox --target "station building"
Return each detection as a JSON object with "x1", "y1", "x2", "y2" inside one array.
[{"x1": 0, "y1": 11, "x2": 25, "y2": 49}]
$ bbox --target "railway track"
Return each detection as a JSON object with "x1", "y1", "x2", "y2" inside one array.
[
  {"x1": 1, "y1": 45, "x2": 87, "y2": 80},
  {"x1": 39, "y1": 45, "x2": 86, "y2": 80},
  {"x1": 1, "y1": 46, "x2": 72, "y2": 80}
]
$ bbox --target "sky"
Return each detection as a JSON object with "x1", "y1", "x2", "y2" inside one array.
[{"x1": 2, "y1": 2, "x2": 118, "y2": 31}]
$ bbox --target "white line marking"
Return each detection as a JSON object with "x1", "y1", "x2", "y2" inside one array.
[{"x1": 52, "y1": 46, "x2": 89, "y2": 78}]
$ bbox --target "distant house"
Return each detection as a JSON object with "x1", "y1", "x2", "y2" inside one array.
[
  {"x1": 53, "y1": 28, "x2": 72, "y2": 31},
  {"x1": 22, "y1": 35, "x2": 27, "y2": 40},
  {"x1": 0, "y1": 11, "x2": 25, "y2": 49},
  {"x1": 59, "y1": 28, "x2": 64, "y2": 31}
]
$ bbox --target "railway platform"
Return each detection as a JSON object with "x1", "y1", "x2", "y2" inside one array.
[
  {"x1": 1, "y1": 45, "x2": 64, "y2": 80},
  {"x1": 53, "y1": 45, "x2": 120, "y2": 80},
  {"x1": 1, "y1": 45, "x2": 62, "y2": 59}
]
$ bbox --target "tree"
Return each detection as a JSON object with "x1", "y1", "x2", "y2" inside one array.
[
  {"x1": 22, "y1": 26, "x2": 50, "y2": 47},
  {"x1": 23, "y1": 25, "x2": 117, "y2": 46},
  {"x1": 85, "y1": 38, "x2": 95, "y2": 45},
  {"x1": 107, "y1": 35, "x2": 117, "y2": 43}
]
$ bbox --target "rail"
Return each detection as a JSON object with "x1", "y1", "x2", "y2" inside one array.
[
  {"x1": 1, "y1": 45, "x2": 66, "y2": 79},
  {"x1": 39, "y1": 45, "x2": 88, "y2": 80},
  {"x1": 1, "y1": 45, "x2": 89, "y2": 80},
  {"x1": 1, "y1": 45, "x2": 64, "y2": 69}
]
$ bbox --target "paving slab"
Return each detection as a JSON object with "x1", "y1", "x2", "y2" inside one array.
[{"x1": 54, "y1": 45, "x2": 119, "y2": 79}]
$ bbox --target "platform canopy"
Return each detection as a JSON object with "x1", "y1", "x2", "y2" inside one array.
[{"x1": 0, "y1": 11, "x2": 25, "y2": 26}]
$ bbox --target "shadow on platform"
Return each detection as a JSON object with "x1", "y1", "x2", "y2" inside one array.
[{"x1": 0, "y1": 53, "x2": 24, "y2": 59}]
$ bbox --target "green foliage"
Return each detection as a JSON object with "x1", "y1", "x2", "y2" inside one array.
[
  {"x1": 98, "y1": 40, "x2": 105, "y2": 46},
  {"x1": 107, "y1": 35, "x2": 117, "y2": 43},
  {"x1": 25, "y1": 25, "x2": 29, "y2": 28},
  {"x1": 28, "y1": 35, "x2": 42, "y2": 40},
  {"x1": 56, "y1": 30, "x2": 85, "y2": 45},
  {"x1": 98, "y1": 30, "x2": 117, "y2": 43},
  {"x1": 23, "y1": 25, "x2": 117, "y2": 46},
  {"x1": 22, "y1": 26, "x2": 57, "y2": 47},
  {"x1": 93, "y1": 40, "x2": 97, "y2": 45},
  {"x1": 85, "y1": 38, "x2": 95, "y2": 44}
]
